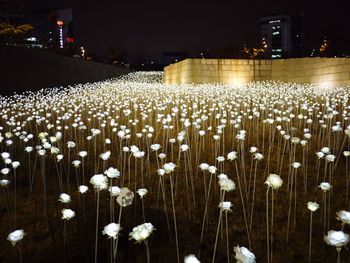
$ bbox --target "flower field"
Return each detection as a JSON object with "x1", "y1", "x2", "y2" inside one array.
[{"x1": 0, "y1": 72, "x2": 350, "y2": 262}]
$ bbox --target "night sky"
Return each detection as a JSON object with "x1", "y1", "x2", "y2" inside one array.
[{"x1": 28, "y1": 0, "x2": 350, "y2": 58}]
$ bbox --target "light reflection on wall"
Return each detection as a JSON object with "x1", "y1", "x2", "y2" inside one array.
[
  {"x1": 227, "y1": 77, "x2": 247, "y2": 86},
  {"x1": 164, "y1": 58, "x2": 350, "y2": 87}
]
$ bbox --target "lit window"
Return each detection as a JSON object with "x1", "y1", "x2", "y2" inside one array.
[
  {"x1": 26, "y1": 37, "x2": 37, "y2": 42},
  {"x1": 272, "y1": 49, "x2": 282, "y2": 53},
  {"x1": 269, "y1": 19, "x2": 281, "y2": 24},
  {"x1": 272, "y1": 54, "x2": 282, "y2": 58}
]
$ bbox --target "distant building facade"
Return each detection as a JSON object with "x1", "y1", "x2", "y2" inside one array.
[
  {"x1": 0, "y1": 8, "x2": 73, "y2": 49},
  {"x1": 54, "y1": 8, "x2": 73, "y2": 48},
  {"x1": 261, "y1": 14, "x2": 303, "y2": 59}
]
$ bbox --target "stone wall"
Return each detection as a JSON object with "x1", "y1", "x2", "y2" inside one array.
[
  {"x1": 164, "y1": 58, "x2": 350, "y2": 86},
  {"x1": 270, "y1": 58, "x2": 350, "y2": 86},
  {"x1": 0, "y1": 45, "x2": 131, "y2": 95}
]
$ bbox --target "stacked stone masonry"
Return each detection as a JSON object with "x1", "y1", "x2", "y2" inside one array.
[{"x1": 164, "y1": 58, "x2": 350, "y2": 86}]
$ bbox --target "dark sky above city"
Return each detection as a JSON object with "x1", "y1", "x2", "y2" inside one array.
[{"x1": 27, "y1": 0, "x2": 349, "y2": 57}]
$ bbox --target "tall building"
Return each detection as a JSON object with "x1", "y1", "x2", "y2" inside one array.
[
  {"x1": 261, "y1": 14, "x2": 303, "y2": 59},
  {"x1": 0, "y1": 8, "x2": 73, "y2": 49},
  {"x1": 54, "y1": 8, "x2": 74, "y2": 48}
]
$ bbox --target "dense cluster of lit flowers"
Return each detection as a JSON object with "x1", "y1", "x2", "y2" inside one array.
[{"x1": 1, "y1": 72, "x2": 350, "y2": 262}]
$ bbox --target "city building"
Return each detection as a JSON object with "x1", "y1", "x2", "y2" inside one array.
[
  {"x1": 0, "y1": 8, "x2": 73, "y2": 49},
  {"x1": 54, "y1": 8, "x2": 74, "y2": 48},
  {"x1": 260, "y1": 14, "x2": 303, "y2": 59}
]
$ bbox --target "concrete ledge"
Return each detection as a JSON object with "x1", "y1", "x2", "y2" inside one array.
[{"x1": 0, "y1": 45, "x2": 131, "y2": 95}]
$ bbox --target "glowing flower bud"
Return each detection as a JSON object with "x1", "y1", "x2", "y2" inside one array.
[
  {"x1": 78, "y1": 151, "x2": 88, "y2": 157},
  {"x1": 25, "y1": 146, "x2": 33, "y2": 153},
  {"x1": 61, "y1": 208, "x2": 75, "y2": 220},
  {"x1": 180, "y1": 144, "x2": 189, "y2": 152},
  {"x1": 304, "y1": 133, "x2": 311, "y2": 139},
  {"x1": 79, "y1": 185, "x2": 88, "y2": 194},
  {"x1": 1, "y1": 152, "x2": 10, "y2": 159},
  {"x1": 72, "y1": 160, "x2": 81, "y2": 168},
  {"x1": 57, "y1": 154, "x2": 64, "y2": 162},
  {"x1": 208, "y1": 166, "x2": 217, "y2": 174},
  {"x1": 7, "y1": 229, "x2": 24, "y2": 246},
  {"x1": 38, "y1": 149, "x2": 46, "y2": 156},
  {"x1": 326, "y1": 154, "x2": 336, "y2": 162},
  {"x1": 219, "y1": 201, "x2": 232, "y2": 212},
  {"x1": 217, "y1": 173, "x2": 228, "y2": 180},
  {"x1": 1, "y1": 168, "x2": 10, "y2": 175},
  {"x1": 109, "y1": 186, "x2": 121, "y2": 196},
  {"x1": 199, "y1": 163, "x2": 209, "y2": 171},
  {"x1": 292, "y1": 162, "x2": 301, "y2": 169},
  {"x1": 50, "y1": 146, "x2": 60, "y2": 154},
  {"x1": 67, "y1": 141, "x2": 76, "y2": 148},
  {"x1": 158, "y1": 169, "x2": 165, "y2": 176},
  {"x1": 227, "y1": 151, "x2": 238, "y2": 161},
  {"x1": 236, "y1": 133, "x2": 246, "y2": 141},
  {"x1": 100, "y1": 151, "x2": 111, "y2": 161},
  {"x1": 137, "y1": 188, "x2": 148, "y2": 198},
  {"x1": 283, "y1": 134, "x2": 290, "y2": 140},
  {"x1": 163, "y1": 162, "x2": 176, "y2": 174},
  {"x1": 343, "y1": 151, "x2": 350, "y2": 157},
  {"x1": 307, "y1": 201, "x2": 319, "y2": 212},
  {"x1": 265, "y1": 174, "x2": 283, "y2": 189},
  {"x1": 90, "y1": 174, "x2": 108, "y2": 190},
  {"x1": 0, "y1": 179, "x2": 10, "y2": 187},
  {"x1": 234, "y1": 245, "x2": 256, "y2": 263},
  {"x1": 104, "y1": 167, "x2": 120, "y2": 179},
  {"x1": 291, "y1": 137, "x2": 301, "y2": 144},
  {"x1": 150, "y1": 144, "x2": 161, "y2": 151},
  {"x1": 213, "y1": 135, "x2": 220, "y2": 141},
  {"x1": 316, "y1": 152, "x2": 325, "y2": 159},
  {"x1": 116, "y1": 187, "x2": 134, "y2": 207},
  {"x1": 250, "y1": 147, "x2": 258, "y2": 153},
  {"x1": 319, "y1": 182, "x2": 332, "y2": 192},
  {"x1": 59, "y1": 193, "x2": 71, "y2": 203},
  {"x1": 158, "y1": 153, "x2": 166, "y2": 159},
  {"x1": 324, "y1": 230, "x2": 349, "y2": 248},
  {"x1": 199, "y1": 130, "x2": 205, "y2": 136},
  {"x1": 133, "y1": 151, "x2": 145, "y2": 158},
  {"x1": 130, "y1": 145, "x2": 139, "y2": 153},
  {"x1": 11, "y1": 161, "x2": 20, "y2": 169},
  {"x1": 336, "y1": 210, "x2": 350, "y2": 225},
  {"x1": 219, "y1": 178, "x2": 236, "y2": 192},
  {"x1": 184, "y1": 254, "x2": 200, "y2": 263},
  {"x1": 321, "y1": 147, "x2": 331, "y2": 154},
  {"x1": 217, "y1": 156, "x2": 225, "y2": 162},
  {"x1": 129, "y1": 222, "x2": 155, "y2": 243},
  {"x1": 102, "y1": 223, "x2": 121, "y2": 239},
  {"x1": 254, "y1": 153, "x2": 264, "y2": 161}
]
